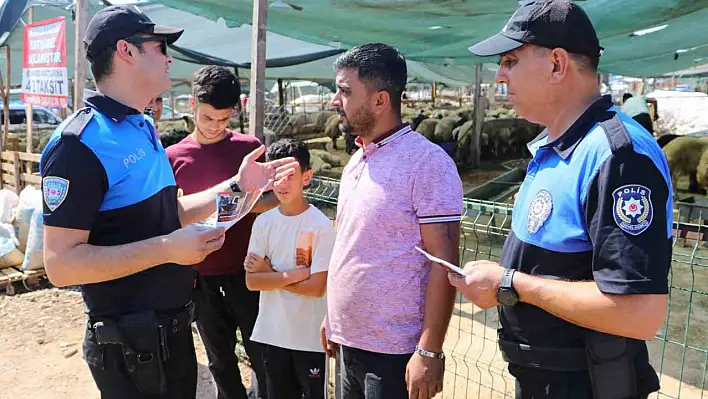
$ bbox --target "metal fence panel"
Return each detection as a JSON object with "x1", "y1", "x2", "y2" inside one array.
[{"x1": 305, "y1": 177, "x2": 708, "y2": 399}]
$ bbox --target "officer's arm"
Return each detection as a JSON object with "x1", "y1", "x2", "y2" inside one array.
[
  {"x1": 176, "y1": 147, "x2": 297, "y2": 226},
  {"x1": 512, "y1": 149, "x2": 670, "y2": 341},
  {"x1": 44, "y1": 227, "x2": 172, "y2": 287},
  {"x1": 176, "y1": 179, "x2": 232, "y2": 226},
  {"x1": 41, "y1": 138, "x2": 170, "y2": 287},
  {"x1": 414, "y1": 149, "x2": 464, "y2": 353}
]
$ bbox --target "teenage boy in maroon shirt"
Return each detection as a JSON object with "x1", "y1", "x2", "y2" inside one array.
[{"x1": 167, "y1": 65, "x2": 278, "y2": 399}]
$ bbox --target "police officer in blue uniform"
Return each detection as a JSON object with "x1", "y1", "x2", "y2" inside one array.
[
  {"x1": 449, "y1": 1, "x2": 672, "y2": 398},
  {"x1": 40, "y1": 5, "x2": 298, "y2": 398}
]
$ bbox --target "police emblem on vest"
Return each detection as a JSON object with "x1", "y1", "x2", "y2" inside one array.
[
  {"x1": 612, "y1": 184, "x2": 653, "y2": 235},
  {"x1": 527, "y1": 189, "x2": 552, "y2": 234}
]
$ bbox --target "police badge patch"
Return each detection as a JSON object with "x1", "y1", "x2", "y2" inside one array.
[
  {"x1": 527, "y1": 189, "x2": 553, "y2": 234},
  {"x1": 43, "y1": 176, "x2": 70, "y2": 212},
  {"x1": 612, "y1": 184, "x2": 653, "y2": 236}
]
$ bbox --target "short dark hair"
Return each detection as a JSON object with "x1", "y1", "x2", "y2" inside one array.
[
  {"x1": 334, "y1": 43, "x2": 407, "y2": 112},
  {"x1": 570, "y1": 53, "x2": 599, "y2": 74},
  {"x1": 89, "y1": 42, "x2": 146, "y2": 83},
  {"x1": 191, "y1": 66, "x2": 241, "y2": 110},
  {"x1": 532, "y1": 45, "x2": 598, "y2": 74},
  {"x1": 266, "y1": 138, "x2": 310, "y2": 171},
  {"x1": 623, "y1": 93, "x2": 634, "y2": 102}
]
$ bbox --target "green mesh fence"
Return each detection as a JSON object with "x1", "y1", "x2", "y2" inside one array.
[{"x1": 306, "y1": 177, "x2": 708, "y2": 398}]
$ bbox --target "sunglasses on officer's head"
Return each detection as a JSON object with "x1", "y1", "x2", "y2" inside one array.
[{"x1": 124, "y1": 36, "x2": 168, "y2": 56}]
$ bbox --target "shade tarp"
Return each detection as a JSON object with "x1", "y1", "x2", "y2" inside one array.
[
  {"x1": 0, "y1": 1, "x2": 492, "y2": 90},
  {"x1": 150, "y1": 0, "x2": 708, "y2": 78}
]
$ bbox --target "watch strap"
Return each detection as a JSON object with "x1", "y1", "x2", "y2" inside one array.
[
  {"x1": 415, "y1": 346, "x2": 445, "y2": 360},
  {"x1": 229, "y1": 180, "x2": 241, "y2": 193},
  {"x1": 501, "y1": 268, "x2": 515, "y2": 289}
]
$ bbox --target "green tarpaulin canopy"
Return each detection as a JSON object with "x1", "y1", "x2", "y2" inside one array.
[
  {"x1": 0, "y1": 1, "x2": 498, "y2": 90},
  {"x1": 150, "y1": 0, "x2": 708, "y2": 77}
]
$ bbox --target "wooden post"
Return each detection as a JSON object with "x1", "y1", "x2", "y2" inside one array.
[
  {"x1": 234, "y1": 67, "x2": 245, "y2": 135},
  {"x1": 248, "y1": 0, "x2": 268, "y2": 144},
  {"x1": 277, "y1": 78, "x2": 284, "y2": 107},
  {"x1": 12, "y1": 152, "x2": 21, "y2": 192},
  {"x1": 431, "y1": 82, "x2": 437, "y2": 105},
  {"x1": 2, "y1": 46, "x2": 9, "y2": 151},
  {"x1": 170, "y1": 91, "x2": 175, "y2": 119},
  {"x1": 74, "y1": 0, "x2": 89, "y2": 111},
  {"x1": 26, "y1": 7, "x2": 33, "y2": 164},
  {"x1": 472, "y1": 64, "x2": 484, "y2": 168}
]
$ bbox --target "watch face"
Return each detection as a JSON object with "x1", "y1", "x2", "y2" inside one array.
[{"x1": 497, "y1": 289, "x2": 518, "y2": 306}]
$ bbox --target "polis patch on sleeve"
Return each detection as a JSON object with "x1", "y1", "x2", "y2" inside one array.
[
  {"x1": 612, "y1": 184, "x2": 653, "y2": 236},
  {"x1": 43, "y1": 176, "x2": 70, "y2": 212}
]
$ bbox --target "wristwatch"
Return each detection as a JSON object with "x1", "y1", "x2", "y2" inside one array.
[
  {"x1": 229, "y1": 179, "x2": 241, "y2": 193},
  {"x1": 415, "y1": 346, "x2": 445, "y2": 360},
  {"x1": 496, "y1": 268, "x2": 519, "y2": 306}
]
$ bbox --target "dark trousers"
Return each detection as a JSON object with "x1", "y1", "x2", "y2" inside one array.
[
  {"x1": 262, "y1": 344, "x2": 326, "y2": 399},
  {"x1": 511, "y1": 366, "x2": 649, "y2": 399},
  {"x1": 340, "y1": 345, "x2": 412, "y2": 399},
  {"x1": 83, "y1": 315, "x2": 197, "y2": 399},
  {"x1": 196, "y1": 273, "x2": 268, "y2": 399}
]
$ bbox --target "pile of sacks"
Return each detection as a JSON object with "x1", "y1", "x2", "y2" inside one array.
[{"x1": 0, "y1": 186, "x2": 45, "y2": 271}]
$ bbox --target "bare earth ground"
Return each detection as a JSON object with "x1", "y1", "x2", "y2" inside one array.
[{"x1": 0, "y1": 288, "x2": 250, "y2": 399}]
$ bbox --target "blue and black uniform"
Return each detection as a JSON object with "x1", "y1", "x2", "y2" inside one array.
[
  {"x1": 499, "y1": 95, "x2": 672, "y2": 398},
  {"x1": 40, "y1": 90, "x2": 197, "y2": 399}
]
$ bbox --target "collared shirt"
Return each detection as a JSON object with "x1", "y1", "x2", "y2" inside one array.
[
  {"x1": 326, "y1": 123, "x2": 464, "y2": 354},
  {"x1": 40, "y1": 90, "x2": 190, "y2": 317},
  {"x1": 500, "y1": 95, "x2": 671, "y2": 394}
]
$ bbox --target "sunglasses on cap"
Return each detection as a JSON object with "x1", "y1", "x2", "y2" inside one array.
[{"x1": 124, "y1": 36, "x2": 168, "y2": 56}]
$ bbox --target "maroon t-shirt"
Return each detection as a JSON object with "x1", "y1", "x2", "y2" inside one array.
[{"x1": 166, "y1": 130, "x2": 264, "y2": 276}]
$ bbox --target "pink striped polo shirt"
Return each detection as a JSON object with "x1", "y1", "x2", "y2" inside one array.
[{"x1": 326, "y1": 123, "x2": 464, "y2": 354}]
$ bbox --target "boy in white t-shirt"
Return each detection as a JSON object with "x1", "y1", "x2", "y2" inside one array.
[{"x1": 244, "y1": 138, "x2": 335, "y2": 399}]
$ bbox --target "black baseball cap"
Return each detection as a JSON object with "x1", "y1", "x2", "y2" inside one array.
[
  {"x1": 468, "y1": 0, "x2": 603, "y2": 59},
  {"x1": 84, "y1": 5, "x2": 184, "y2": 62}
]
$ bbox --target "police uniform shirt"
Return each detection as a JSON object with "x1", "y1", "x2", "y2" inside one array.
[
  {"x1": 40, "y1": 90, "x2": 192, "y2": 317},
  {"x1": 500, "y1": 95, "x2": 672, "y2": 393}
]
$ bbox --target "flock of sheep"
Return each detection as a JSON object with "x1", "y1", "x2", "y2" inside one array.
[{"x1": 156, "y1": 104, "x2": 708, "y2": 198}]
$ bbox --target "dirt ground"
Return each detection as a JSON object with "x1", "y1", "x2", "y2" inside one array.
[{"x1": 0, "y1": 287, "x2": 251, "y2": 399}]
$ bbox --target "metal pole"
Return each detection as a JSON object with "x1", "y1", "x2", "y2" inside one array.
[
  {"x1": 472, "y1": 63, "x2": 484, "y2": 168},
  {"x1": 248, "y1": 0, "x2": 268, "y2": 144}
]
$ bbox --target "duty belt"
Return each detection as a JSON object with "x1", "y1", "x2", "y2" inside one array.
[
  {"x1": 88, "y1": 301, "x2": 196, "y2": 345},
  {"x1": 498, "y1": 338, "x2": 587, "y2": 372}
]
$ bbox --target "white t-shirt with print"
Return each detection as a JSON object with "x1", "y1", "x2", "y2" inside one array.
[{"x1": 248, "y1": 205, "x2": 335, "y2": 353}]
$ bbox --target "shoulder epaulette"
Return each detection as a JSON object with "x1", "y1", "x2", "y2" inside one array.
[
  {"x1": 599, "y1": 112, "x2": 633, "y2": 154},
  {"x1": 60, "y1": 107, "x2": 94, "y2": 139}
]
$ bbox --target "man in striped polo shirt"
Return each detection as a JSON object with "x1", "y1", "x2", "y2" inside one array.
[{"x1": 320, "y1": 43, "x2": 464, "y2": 399}]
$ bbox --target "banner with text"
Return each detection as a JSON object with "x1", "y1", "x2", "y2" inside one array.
[{"x1": 22, "y1": 16, "x2": 68, "y2": 108}]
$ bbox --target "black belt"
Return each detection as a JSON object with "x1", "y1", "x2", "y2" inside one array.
[
  {"x1": 498, "y1": 339, "x2": 588, "y2": 372},
  {"x1": 88, "y1": 301, "x2": 196, "y2": 340}
]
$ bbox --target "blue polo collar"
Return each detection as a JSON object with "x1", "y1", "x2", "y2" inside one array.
[{"x1": 83, "y1": 89, "x2": 142, "y2": 123}]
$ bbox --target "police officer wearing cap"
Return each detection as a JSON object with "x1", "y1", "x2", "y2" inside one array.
[
  {"x1": 448, "y1": 1, "x2": 672, "y2": 398},
  {"x1": 40, "y1": 5, "x2": 298, "y2": 398}
]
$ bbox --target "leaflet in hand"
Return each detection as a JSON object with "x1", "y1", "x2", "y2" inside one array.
[
  {"x1": 414, "y1": 246, "x2": 465, "y2": 275},
  {"x1": 197, "y1": 189, "x2": 264, "y2": 230}
]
